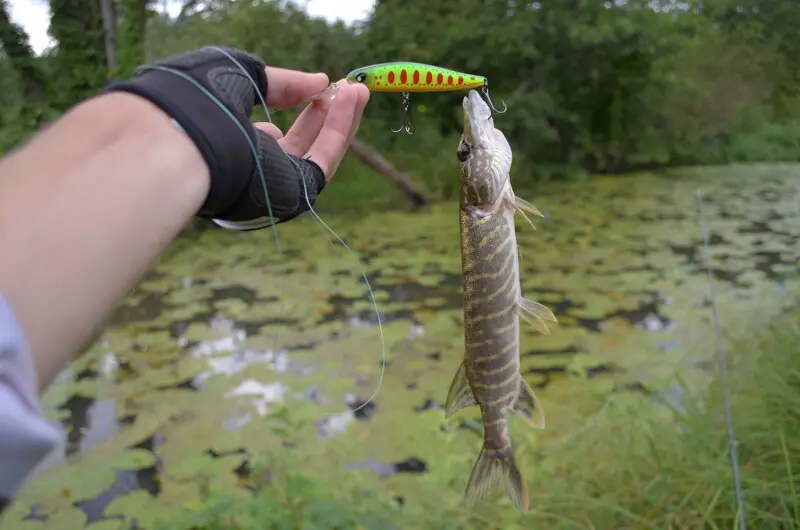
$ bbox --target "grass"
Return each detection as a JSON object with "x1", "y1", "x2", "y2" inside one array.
[
  {"x1": 151, "y1": 305, "x2": 800, "y2": 530},
  {"x1": 535, "y1": 310, "x2": 800, "y2": 529}
]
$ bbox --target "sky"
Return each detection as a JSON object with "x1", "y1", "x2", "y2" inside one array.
[{"x1": 6, "y1": 0, "x2": 376, "y2": 55}]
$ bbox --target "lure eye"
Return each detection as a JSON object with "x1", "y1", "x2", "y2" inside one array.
[
  {"x1": 355, "y1": 72, "x2": 367, "y2": 83},
  {"x1": 457, "y1": 143, "x2": 471, "y2": 162}
]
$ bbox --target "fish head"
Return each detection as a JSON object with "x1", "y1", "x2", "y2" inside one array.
[
  {"x1": 345, "y1": 66, "x2": 372, "y2": 86},
  {"x1": 458, "y1": 90, "x2": 512, "y2": 207}
]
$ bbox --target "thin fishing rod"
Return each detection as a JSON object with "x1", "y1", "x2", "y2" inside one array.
[{"x1": 697, "y1": 190, "x2": 746, "y2": 530}]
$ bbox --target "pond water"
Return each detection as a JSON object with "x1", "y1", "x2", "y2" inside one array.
[{"x1": 3, "y1": 164, "x2": 799, "y2": 529}]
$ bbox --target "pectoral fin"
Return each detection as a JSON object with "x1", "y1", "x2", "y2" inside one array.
[
  {"x1": 517, "y1": 297, "x2": 557, "y2": 335},
  {"x1": 508, "y1": 196, "x2": 545, "y2": 232},
  {"x1": 513, "y1": 376, "x2": 545, "y2": 429},
  {"x1": 444, "y1": 361, "x2": 477, "y2": 417},
  {"x1": 514, "y1": 196, "x2": 544, "y2": 218}
]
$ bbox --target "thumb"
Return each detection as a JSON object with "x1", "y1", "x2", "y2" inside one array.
[{"x1": 254, "y1": 122, "x2": 284, "y2": 140}]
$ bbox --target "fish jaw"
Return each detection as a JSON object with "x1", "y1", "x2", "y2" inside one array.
[
  {"x1": 458, "y1": 90, "x2": 513, "y2": 207},
  {"x1": 463, "y1": 89, "x2": 494, "y2": 141}
]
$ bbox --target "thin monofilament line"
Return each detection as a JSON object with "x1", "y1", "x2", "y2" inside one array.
[
  {"x1": 209, "y1": 47, "x2": 386, "y2": 417},
  {"x1": 145, "y1": 55, "x2": 387, "y2": 417},
  {"x1": 253, "y1": 81, "x2": 350, "y2": 123},
  {"x1": 134, "y1": 64, "x2": 283, "y2": 257},
  {"x1": 697, "y1": 190, "x2": 746, "y2": 530},
  {"x1": 136, "y1": 61, "x2": 294, "y2": 324}
]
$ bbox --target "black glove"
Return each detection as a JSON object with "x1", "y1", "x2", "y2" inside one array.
[{"x1": 104, "y1": 46, "x2": 326, "y2": 229}]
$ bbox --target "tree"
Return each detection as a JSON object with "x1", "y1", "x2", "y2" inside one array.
[
  {"x1": 0, "y1": 0, "x2": 51, "y2": 125},
  {"x1": 49, "y1": 0, "x2": 108, "y2": 107}
]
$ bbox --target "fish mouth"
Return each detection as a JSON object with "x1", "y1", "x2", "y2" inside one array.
[{"x1": 462, "y1": 90, "x2": 494, "y2": 146}]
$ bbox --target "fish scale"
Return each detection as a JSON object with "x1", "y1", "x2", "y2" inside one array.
[{"x1": 444, "y1": 90, "x2": 558, "y2": 514}]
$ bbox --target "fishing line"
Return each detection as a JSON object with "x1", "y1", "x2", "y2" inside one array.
[
  {"x1": 697, "y1": 190, "x2": 746, "y2": 530},
  {"x1": 208, "y1": 47, "x2": 385, "y2": 415},
  {"x1": 249, "y1": 82, "x2": 348, "y2": 124},
  {"x1": 136, "y1": 62, "x2": 293, "y2": 322},
  {"x1": 138, "y1": 51, "x2": 386, "y2": 416}
]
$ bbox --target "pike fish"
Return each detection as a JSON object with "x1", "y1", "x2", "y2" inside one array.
[{"x1": 445, "y1": 90, "x2": 557, "y2": 513}]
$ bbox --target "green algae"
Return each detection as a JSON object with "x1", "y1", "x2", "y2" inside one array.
[{"x1": 5, "y1": 164, "x2": 800, "y2": 529}]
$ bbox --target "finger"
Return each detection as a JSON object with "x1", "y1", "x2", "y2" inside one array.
[
  {"x1": 278, "y1": 98, "x2": 330, "y2": 157},
  {"x1": 304, "y1": 84, "x2": 363, "y2": 179},
  {"x1": 346, "y1": 83, "x2": 370, "y2": 146},
  {"x1": 266, "y1": 66, "x2": 329, "y2": 109},
  {"x1": 253, "y1": 122, "x2": 284, "y2": 140}
]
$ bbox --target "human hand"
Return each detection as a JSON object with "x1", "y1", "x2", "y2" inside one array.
[
  {"x1": 105, "y1": 46, "x2": 369, "y2": 231},
  {"x1": 254, "y1": 68, "x2": 369, "y2": 180},
  {"x1": 211, "y1": 66, "x2": 370, "y2": 231}
]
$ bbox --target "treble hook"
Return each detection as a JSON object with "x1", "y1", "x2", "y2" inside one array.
[
  {"x1": 482, "y1": 83, "x2": 508, "y2": 115},
  {"x1": 391, "y1": 92, "x2": 414, "y2": 135}
]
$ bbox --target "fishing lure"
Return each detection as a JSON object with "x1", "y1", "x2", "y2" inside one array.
[{"x1": 345, "y1": 62, "x2": 507, "y2": 134}]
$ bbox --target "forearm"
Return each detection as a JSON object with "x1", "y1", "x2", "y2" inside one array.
[{"x1": 0, "y1": 93, "x2": 209, "y2": 390}]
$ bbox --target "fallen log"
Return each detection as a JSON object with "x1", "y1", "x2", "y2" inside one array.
[{"x1": 348, "y1": 137, "x2": 429, "y2": 207}]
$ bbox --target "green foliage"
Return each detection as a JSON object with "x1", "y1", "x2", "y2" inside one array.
[
  {"x1": 159, "y1": 468, "x2": 399, "y2": 530},
  {"x1": 0, "y1": 0, "x2": 56, "y2": 141},
  {"x1": 0, "y1": 0, "x2": 51, "y2": 104},
  {"x1": 114, "y1": 0, "x2": 155, "y2": 78},
  {"x1": 48, "y1": 0, "x2": 109, "y2": 108},
  {"x1": 2, "y1": 0, "x2": 800, "y2": 179}
]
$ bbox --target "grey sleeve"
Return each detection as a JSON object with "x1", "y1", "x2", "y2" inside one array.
[{"x1": 0, "y1": 293, "x2": 61, "y2": 507}]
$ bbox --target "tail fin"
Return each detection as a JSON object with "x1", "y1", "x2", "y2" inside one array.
[{"x1": 464, "y1": 446, "x2": 530, "y2": 513}]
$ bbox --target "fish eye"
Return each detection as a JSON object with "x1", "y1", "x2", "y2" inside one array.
[
  {"x1": 457, "y1": 143, "x2": 471, "y2": 162},
  {"x1": 355, "y1": 72, "x2": 367, "y2": 83}
]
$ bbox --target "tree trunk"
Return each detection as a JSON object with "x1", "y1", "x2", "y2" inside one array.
[
  {"x1": 176, "y1": 0, "x2": 199, "y2": 23},
  {"x1": 348, "y1": 138, "x2": 429, "y2": 207},
  {"x1": 99, "y1": 0, "x2": 116, "y2": 70}
]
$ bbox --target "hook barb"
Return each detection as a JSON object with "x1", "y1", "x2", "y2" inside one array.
[
  {"x1": 482, "y1": 84, "x2": 507, "y2": 115},
  {"x1": 391, "y1": 92, "x2": 414, "y2": 134}
]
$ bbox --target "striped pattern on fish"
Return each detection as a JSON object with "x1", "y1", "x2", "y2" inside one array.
[{"x1": 445, "y1": 90, "x2": 557, "y2": 514}]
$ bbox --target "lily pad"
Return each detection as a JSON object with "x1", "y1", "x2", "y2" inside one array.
[
  {"x1": 104, "y1": 490, "x2": 157, "y2": 521},
  {"x1": 111, "y1": 448, "x2": 157, "y2": 470},
  {"x1": 566, "y1": 353, "x2": 611, "y2": 378}
]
